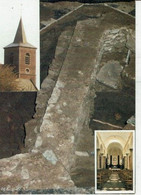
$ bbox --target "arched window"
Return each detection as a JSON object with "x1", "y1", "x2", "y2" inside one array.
[
  {"x1": 25, "y1": 53, "x2": 30, "y2": 65},
  {"x1": 10, "y1": 53, "x2": 14, "y2": 65}
]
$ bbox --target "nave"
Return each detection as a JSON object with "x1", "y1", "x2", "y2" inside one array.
[{"x1": 96, "y1": 131, "x2": 133, "y2": 191}]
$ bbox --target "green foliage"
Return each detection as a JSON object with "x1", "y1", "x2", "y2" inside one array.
[{"x1": 0, "y1": 65, "x2": 18, "y2": 91}]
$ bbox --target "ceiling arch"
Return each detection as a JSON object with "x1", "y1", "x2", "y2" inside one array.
[
  {"x1": 97, "y1": 132, "x2": 131, "y2": 150},
  {"x1": 107, "y1": 142, "x2": 123, "y2": 151},
  {"x1": 105, "y1": 135, "x2": 125, "y2": 148},
  {"x1": 108, "y1": 146, "x2": 123, "y2": 156}
]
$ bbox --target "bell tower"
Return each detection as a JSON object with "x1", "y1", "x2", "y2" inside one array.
[{"x1": 4, "y1": 18, "x2": 36, "y2": 85}]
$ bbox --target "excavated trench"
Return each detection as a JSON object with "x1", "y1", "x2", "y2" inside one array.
[{"x1": 90, "y1": 89, "x2": 135, "y2": 130}]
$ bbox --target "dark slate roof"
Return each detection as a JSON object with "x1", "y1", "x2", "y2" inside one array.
[{"x1": 4, "y1": 18, "x2": 36, "y2": 49}]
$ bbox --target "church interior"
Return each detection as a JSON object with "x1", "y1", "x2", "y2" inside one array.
[{"x1": 96, "y1": 131, "x2": 134, "y2": 191}]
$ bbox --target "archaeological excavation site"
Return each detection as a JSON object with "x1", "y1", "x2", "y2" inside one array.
[{"x1": 0, "y1": 1, "x2": 135, "y2": 194}]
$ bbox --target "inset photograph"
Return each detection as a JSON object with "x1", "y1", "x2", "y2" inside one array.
[
  {"x1": 0, "y1": 0, "x2": 40, "y2": 91},
  {"x1": 95, "y1": 130, "x2": 134, "y2": 193}
]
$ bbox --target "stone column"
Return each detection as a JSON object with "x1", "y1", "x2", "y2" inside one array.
[
  {"x1": 101, "y1": 154, "x2": 103, "y2": 169},
  {"x1": 106, "y1": 154, "x2": 108, "y2": 169},
  {"x1": 119, "y1": 155, "x2": 121, "y2": 168},
  {"x1": 129, "y1": 148, "x2": 133, "y2": 170},
  {"x1": 97, "y1": 149, "x2": 100, "y2": 169},
  {"x1": 126, "y1": 153, "x2": 129, "y2": 169},
  {"x1": 124, "y1": 155, "x2": 126, "y2": 169},
  {"x1": 120, "y1": 155, "x2": 123, "y2": 169},
  {"x1": 103, "y1": 155, "x2": 106, "y2": 169},
  {"x1": 122, "y1": 156, "x2": 124, "y2": 169},
  {"x1": 118, "y1": 155, "x2": 120, "y2": 168},
  {"x1": 110, "y1": 155, "x2": 112, "y2": 167}
]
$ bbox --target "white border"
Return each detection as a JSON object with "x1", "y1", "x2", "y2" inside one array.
[
  {"x1": 136, "y1": 1, "x2": 141, "y2": 195},
  {"x1": 95, "y1": 130, "x2": 135, "y2": 194}
]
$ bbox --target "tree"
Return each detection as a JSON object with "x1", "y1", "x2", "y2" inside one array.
[{"x1": 0, "y1": 65, "x2": 18, "y2": 91}]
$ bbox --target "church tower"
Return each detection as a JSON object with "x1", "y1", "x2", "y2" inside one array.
[{"x1": 4, "y1": 18, "x2": 36, "y2": 85}]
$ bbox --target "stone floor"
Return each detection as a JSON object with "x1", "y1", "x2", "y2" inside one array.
[
  {"x1": 97, "y1": 171, "x2": 133, "y2": 191},
  {"x1": 102, "y1": 173, "x2": 126, "y2": 191}
]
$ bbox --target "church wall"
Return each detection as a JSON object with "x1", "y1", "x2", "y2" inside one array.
[
  {"x1": 4, "y1": 47, "x2": 19, "y2": 73},
  {"x1": 19, "y1": 47, "x2": 36, "y2": 85},
  {"x1": 123, "y1": 133, "x2": 133, "y2": 170},
  {"x1": 96, "y1": 135, "x2": 107, "y2": 169},
  {"x1": 4, "y1": 46, "x2": 36, "y2": 86}
]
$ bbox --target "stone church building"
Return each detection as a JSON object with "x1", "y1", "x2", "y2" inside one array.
[{"x1": 4, "y1": 18, "x2": 36, "y2": 87}]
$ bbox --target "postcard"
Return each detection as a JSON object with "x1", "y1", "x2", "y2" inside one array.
[{"x1": 0, "y1": 0, "x2": 139, "y2": 194}]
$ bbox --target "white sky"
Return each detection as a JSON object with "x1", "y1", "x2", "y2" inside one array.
[{"x1": 0, "y1": 0, "x2": 40, "y2": 89}]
